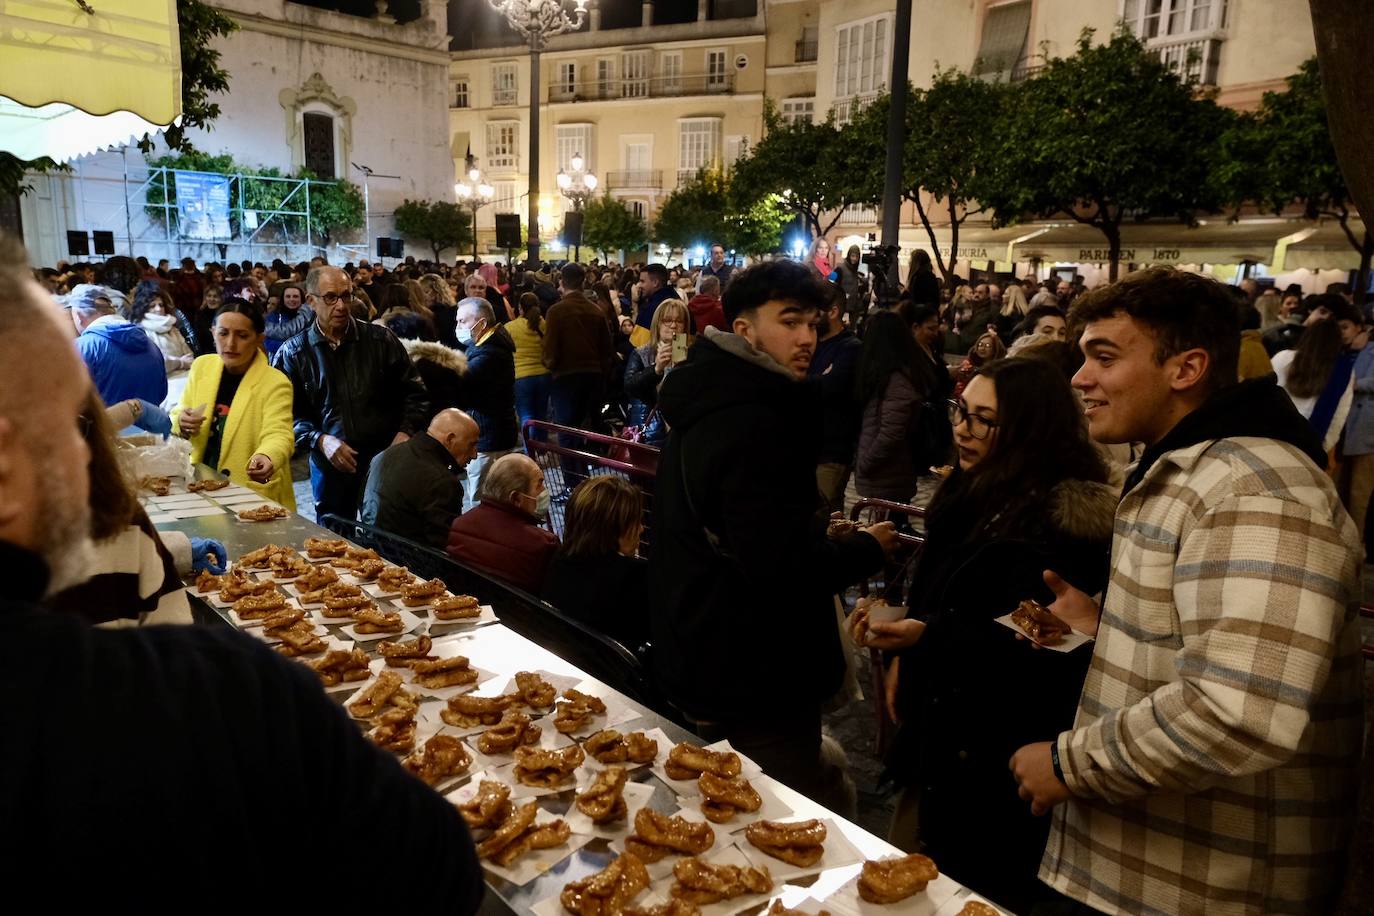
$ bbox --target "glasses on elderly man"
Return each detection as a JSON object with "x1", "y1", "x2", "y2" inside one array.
[{"x1": 315, "y1": 289, "x2": 352, "y2": 305}]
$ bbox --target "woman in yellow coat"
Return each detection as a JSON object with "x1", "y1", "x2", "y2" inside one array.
[{"x1": 174, "y1": 299, "x2": 296, "y2": 509}]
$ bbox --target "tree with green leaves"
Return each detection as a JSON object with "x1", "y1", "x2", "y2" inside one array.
[
  {"x1": 393, "y1": 199, "x2": 473, "y2": 261},
  {"x1": 579, "y1": 193, "x2": 648, "y2": 261},
  {"x1": 1216, "y1": 57, "x2": 1371, "y2": 299},
  {"x1": 848, "y1": 72, "x2": 1007, "y2": 287},
  {"x1": 722, "y1": 189, "x2": 789, "y2": 257},
  {"x1": 300, "y1": 172, "x2": 365, "y2": 248},
  {"x1": 652, "y1": 169, "x2": 730, "y2": 252},
  {"x1": 730, "y1": 103, "x2": 866, "y2": 241},
  {"x1": 988, "y1": 28, "x2": 1228, "y2": 281},
  {"x1": 2, "y1": 0, "x2": 236, "y2": 199}
]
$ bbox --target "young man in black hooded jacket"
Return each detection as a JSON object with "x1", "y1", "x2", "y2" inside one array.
[{"x1": 650, "y1": 259, "x2": 898, "y2": 813}]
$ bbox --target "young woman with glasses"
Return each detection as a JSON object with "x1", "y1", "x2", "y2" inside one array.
[{"x1": 855, "y1": 357, "x2": 1117, "y2": 913}]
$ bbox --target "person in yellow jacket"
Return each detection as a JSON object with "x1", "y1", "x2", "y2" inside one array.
[{"x1": 174, "y1": 299, "x2": 296, "y2": 510}]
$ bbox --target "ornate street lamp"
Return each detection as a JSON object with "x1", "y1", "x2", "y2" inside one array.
[
  {"x1": 454, "y1": 153, "x2": 495, "y2": 263},
  {"x1": 487, "y1": 0, "x2": 588, "y2": 268},
  {"x1": 556, "y1": 151, "x2": 597, "y2": 262}
]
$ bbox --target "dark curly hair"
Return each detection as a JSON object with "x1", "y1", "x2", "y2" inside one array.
[{"x1": 722, "y1": 259, "x2": 830, "y2": 324}]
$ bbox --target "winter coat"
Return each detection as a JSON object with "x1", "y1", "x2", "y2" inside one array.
[
  {"x1": 889, "y1": 477, "x2": 1116, "y2": 913},
  {"x1": 624, "y1": 342, "x2": 663, "y2": 427},
  {"x1": 903, "y1": 267, "x2": 941, "y2": 308},
  {"x1": 272, "y1": 318, "x2": 430, "y2": 460},
  {"x1": 446, "y1": 500, "x2": 560, "y2": 595},
  {"x1": 809, "y1": 329, "x2": 863, "y2": 465},
  {"x1": 1342, "y1": 340, "x2": 1374, "y2": 456},
  {"x1": 686, "y1": 293, "x2": 727, "y2": 334},
  {"x1": 855, "y1": 370, "x2": 921, "y2": 502},
  {"x1": 400, "y1": 339, "x2": 468, "y2": 424},
  {"x1": 263, "y1": 305, "x2": 314, "y2": 359},
  {"x1": 1236, "y1": 328, "x2": 1273, "y2": 381},
  {"x1": 506, "y1": 316, "x2": 549, "y2": 380},
  {"x1": 176, "y1": 351, "x2": 296, "y2": 510},
  {"x1": 1044, "y1": 378, "x2": 1364, "y2": 916},
  {"x1": 648, "y1": 328, "x2": 887, "y2": 721},
  {"x1": 635, "y1": 285, "x2": 678, "y2": 330},
  {"x1": 140, "y1": 313, "x2": 194, "y2": 373},
  {"x1": 542, "y1": 552, "x2": 649, "y2": 650},
  {"x1": 457, "y1": 327, "x2": 518, "y2": 453},
  {"x1": 543, "y1": 291, "x2": 612, "y2": 379},
  {"x1": 77, "y1": 315, "x2": 168, "y2": 408},
  {"x1": 834, "y1": 257, "x2": 865, "y2": 320},
  {"x1": 361, "y1": 432, "x2": 465, "y2": 549}
]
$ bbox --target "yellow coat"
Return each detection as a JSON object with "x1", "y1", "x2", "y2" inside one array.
[{"x1": 176, "y1": 350, "x2": 296, "y2": 510}]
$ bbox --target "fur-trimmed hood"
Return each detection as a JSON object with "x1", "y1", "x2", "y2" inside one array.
[
  {"x1": 401, "y1": 338, "x2": 467, "y2": 375},
  {"x1": 1046, "y1": 477, "x2": 1118, "y2": 542}
]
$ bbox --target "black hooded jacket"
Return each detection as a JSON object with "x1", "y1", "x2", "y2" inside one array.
[
  {"x1": 648, "y1": 330, "x2": 886, "y2": 721},
  {"x1": 457, "y1": 325, "x2": 519, "y2": 453}
]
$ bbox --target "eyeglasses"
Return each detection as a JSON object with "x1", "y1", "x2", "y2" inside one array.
[
  {"x1": 947, "y1": 400, "x2": 998, "y2": 440},
  {"x1": 315, "y1": 289, "x2": 352, "y2": 305}
]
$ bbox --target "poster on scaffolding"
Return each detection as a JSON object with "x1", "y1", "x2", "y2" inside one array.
[{"x1": 174, "y1": 171, "x2": 231, "y2": 240}]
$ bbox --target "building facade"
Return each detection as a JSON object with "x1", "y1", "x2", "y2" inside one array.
[{"x1": 19, "y1": 0, "x2": 453, "y2": 268}]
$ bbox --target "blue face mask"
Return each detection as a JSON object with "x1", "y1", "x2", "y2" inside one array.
[{"x1": 456, "y1": 323, "x2": 473, "y2": 345}]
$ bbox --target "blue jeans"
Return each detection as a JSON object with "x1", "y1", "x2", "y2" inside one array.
[{"x1": 514, "y1": 374, "x2": 553, "y2": 442}]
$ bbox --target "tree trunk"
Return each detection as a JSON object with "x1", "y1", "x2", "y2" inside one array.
[
  {"x1": 1103, "y1": 221, "x2": 1122, "y2": 282},
  {"x1": 946, "y1": 196, "x2": 962, "y2": 289},
  {"x1": 910, "y1": 195, "x2": 951, "y2": 287},
  {"x1": 1310, "y1": 2, "x2": 1374, "y2": 278},
  {"x1": 1358, "y1": 230, "x2": 1373, "y2": 304}
]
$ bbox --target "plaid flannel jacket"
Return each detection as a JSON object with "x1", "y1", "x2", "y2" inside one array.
[{"x1": 1040, "y1": 436, "x2": 1365, "y2": 916}]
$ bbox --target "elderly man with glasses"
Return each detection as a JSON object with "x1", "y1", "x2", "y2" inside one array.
[{"x1": 273, "y1": 266, "x2": 429, "y2": 521}]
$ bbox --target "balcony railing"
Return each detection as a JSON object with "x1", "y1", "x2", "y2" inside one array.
[
  {"x1": 549, "y1": 72, "x2": 734, "y2": 102},
  {"x1": 830, "y1": 91, "x2": 880, "y2": 126},
  {"x1": 795, "y1": 39, "x2": 817, "y2": 63},
  {"x1": 1148, "y1": 34, "x2": 1223, "y2": 86},
  {"x1": 837, "y1": 204, "x2": 879, "y2": 226},
  {"x1": 605, "y1": 170, "x2": 662, "y2": 190}
]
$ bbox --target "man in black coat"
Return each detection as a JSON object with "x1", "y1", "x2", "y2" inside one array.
[
  {"x1": 809, "y1": 288, "x2": 863, "y2": 515},
  {"x1": 361, "y1": 408, "x2": 479, "y2": 548},
  {"x1": 455, "y1": 296, "x2": 519, "y2": 511},
  {"x1": 649, "y1": 259, "x2": 898, "y2": 812},
  {"x1": 0, "y1": 241, "x2": 483, "y2": 908},
  {"x1": 273, "y1": 266, "x2": 430, "y2": 522}
]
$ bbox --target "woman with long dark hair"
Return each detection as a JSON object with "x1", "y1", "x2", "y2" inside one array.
[
  {"x1": 1274, "y1": 306, "x2": 1360, "y2": 453},
  {"x1": 854, "y1": 309, "x2": 925, "y2": 503},
  {"x1": 508, "y1": 291, "x2": 552, "y2": 441},
  {"x1": 860, "y1": 357, "x2": 1116, "y2": 914}
]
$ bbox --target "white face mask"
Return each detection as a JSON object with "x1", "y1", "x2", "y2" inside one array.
[
  {"x1": 456, "y1": 321, "x2": 475, "y2": 345},
  {"x1": 533, "y1": 489, "x2": 550, "y2": 520}
]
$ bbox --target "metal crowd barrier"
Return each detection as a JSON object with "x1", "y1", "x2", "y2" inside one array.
[{"x1": 520, "y1": 419, "x2": 659, "y2": 553}]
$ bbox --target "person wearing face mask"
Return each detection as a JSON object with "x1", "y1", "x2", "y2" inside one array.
[
  {"x1": 650, "y1": 259, "x2": 900, "y2": 815},
  {"x1": 446, "y1": 452, "x2": 560, "y2": 594},
  {"x1": 542, "y1": 476, "x2": 649, "y2": 649},
  {"x1": 176, "y1": 299, "x2": 296, "y2": 509},
  {"x1": 361, "y1": 409, "x2": 480, "y2": 549},
  {"x1": 859, "y1": 358, "x2": 1115, "y2": 913},
  {"x1": 453, "y1": 296, "x2": 518, "y2": 513},
  {"x1": 272, "y1": 267, "x2": 429, "y2": 521}
]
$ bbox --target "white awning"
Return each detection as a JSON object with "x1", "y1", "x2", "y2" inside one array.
[{"x1": 0, "y1": 0, "x2": 181, "y2": 161}]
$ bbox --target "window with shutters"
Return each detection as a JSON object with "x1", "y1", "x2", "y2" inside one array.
[
  {"x1": 597, "y1": 59, "x2": 614, "y2": 99},
  {"x1": 630, "y1": 200, "x2": 647, "y2": 221},
  {"x1": 678, "y1": 118, "x2": 721, "y2": 185},
  {"x1": 972, "y1": 2, "x2": 1032, "y2": 82},
  {"x1": 724, "y1": 135, "x2": 749, "y2": 169},
  {"x1": 454, "y1": 78, "x2": 470, "y2": 109},
  {"x1": 660, "y1": 51, "x2": 682, "y2": 94},
  {"x1": 622, "y1": 51, "x2": 649, "y2": 98},
  {"x1": 706, "y1": 49, "x2": 728, "y2": 90},
  {"x1": 487, "y1": 121, "x2": 519, "y2": 171},
  {"x1": 1120, "y1": 1, "x2": 1227, "y2": 84},
  {"x1": 555, "y1": 61, "x2": 576, "y2": 98},
  {"x1": 492, "y1": 181, "x2": 519, "y2": 213},
  {"x1": 302, "y1": 112, "x2": 336, "y2": 178},
  {"x1": 833, "y1": 16, "x2": 890, "y2": 99},
  {"x1": 492, "y1": 62, "x2": 518, "y2": 106},
  {"x1": 556, "y1": 123, "x2": 595, "y2": 172}
]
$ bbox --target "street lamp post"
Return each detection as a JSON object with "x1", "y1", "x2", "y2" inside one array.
[
  {"x1": 556, "y1": 151, "x2": 597, "y2": 263},
  {"x1": 487, "y1": 0, "x2": 588, "y2": 269},
  {"x1": 454, "y1": 154, "x2": 495, "y2": 263}
]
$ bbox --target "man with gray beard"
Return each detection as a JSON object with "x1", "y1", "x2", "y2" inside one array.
[{"x1": 0, "y1": 234, "x2": 483, "y2": 908}]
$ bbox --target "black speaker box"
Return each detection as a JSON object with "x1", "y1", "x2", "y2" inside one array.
[
  {"x1": 66, "y1": 230, "x2": 89, "y2": 256},
  {"x1": 494, "y1": 213, "x2": 522, "y2": 249},
  {"x1": 563, "y1": 211, "x2": 583, "y2": 246},
  {"x1": 92, "y1": 230, "x2": 115, "y2": 255}
]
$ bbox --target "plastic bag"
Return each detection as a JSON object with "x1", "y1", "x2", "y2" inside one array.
[{"x1": 114, "y1": 435, "x2": 193, "y2": 486}]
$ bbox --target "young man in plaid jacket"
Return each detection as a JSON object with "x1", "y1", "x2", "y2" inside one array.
[{"x1": 1011, "y1": 268, "x2": 1364, "y2": 916}]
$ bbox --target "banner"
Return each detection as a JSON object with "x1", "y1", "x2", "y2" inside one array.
[{"x1": 174, "y1": 171, "x2": 231, "y2": 240}]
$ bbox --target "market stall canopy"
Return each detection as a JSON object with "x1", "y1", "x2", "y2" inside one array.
[
  {"x1": 0, "y1": 0, "x2": 181, "y2": 162},
  {"x1": 1274, "y1": 219, "x2": 1367, "y2": 271},
  {"x1": 1006, "y1": 220, "x2": 1289, "y2": 267}
]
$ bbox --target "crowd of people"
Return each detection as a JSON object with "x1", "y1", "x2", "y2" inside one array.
[{"x1": 9, "y1": 232, "x2": 1373, "y2": 915}]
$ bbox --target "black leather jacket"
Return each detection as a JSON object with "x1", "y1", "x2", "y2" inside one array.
[{"x1": 271, "y1": 318, "x2": 429, "y2": 458}]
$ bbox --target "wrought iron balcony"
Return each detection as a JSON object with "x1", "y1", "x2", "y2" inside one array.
[
  {"x1": 605, "y1": 170, "x2": 663, "y2": 190},
  {"x1": 549, "y1": 72, "x2": 735, "y2": 103}
]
